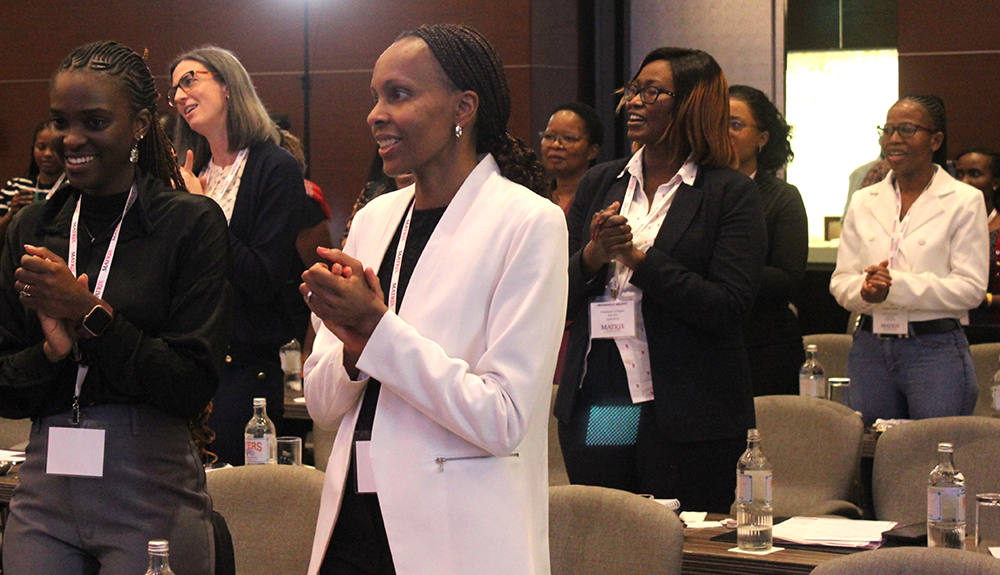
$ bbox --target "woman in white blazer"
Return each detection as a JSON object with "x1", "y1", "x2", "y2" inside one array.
[
  {"x1": 831, "y1": 94, "x2": 988, "y2": 426},
  {"x1": 300, "y1": 25, "x2": 567, "y2": 575}
]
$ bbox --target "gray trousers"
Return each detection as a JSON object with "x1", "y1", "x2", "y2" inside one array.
[{"x1": 3, "y1": 404, "x2": 214, "y2": 575}]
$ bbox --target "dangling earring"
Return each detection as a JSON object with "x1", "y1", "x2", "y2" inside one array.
[
  {"x1": 455, "y1": 124, "x2": 463, "y2": 139},
  {"x1": 130, "y1": 141, "x2": 139, "y2": 163}
]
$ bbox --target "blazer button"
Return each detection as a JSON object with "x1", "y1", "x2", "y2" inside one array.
[
  {"x1": 225, "y1": 355, "x2": 232, "y2": 363},
  {"x1": 257, "y1": 372, "x2": 266, "y2": 380},
  {"x1": 918, "y1": 238, "x2": 926, "y2": 246}
]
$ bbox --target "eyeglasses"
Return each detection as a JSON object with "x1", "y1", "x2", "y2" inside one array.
[
  {"x1": 876, "y1": 123, "x2": 934, "y2": 139},
  {"x1": 729, "y1": 119, "x2": 761, "y2": 133},
  {"x1": 621, "y1": 82, "x2": 676, "y2": 105},
  {"x1": 167, "y1": 70, "x2": 215, "y2": 107},
  {"x1": 539, "y1": 131, "x2": 584, "y2": 146}
]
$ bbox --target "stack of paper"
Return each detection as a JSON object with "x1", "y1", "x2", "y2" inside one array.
[
  {"x1": 0, "y1": 449, "x2": 25, "y2": 463},
  {"x1": 773, "y1": 517, "x2": 897, "y2": 549}
]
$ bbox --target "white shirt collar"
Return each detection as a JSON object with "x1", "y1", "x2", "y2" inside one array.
[{"x1": 618, "y1": 147, "x2": 698, "y2": 190}]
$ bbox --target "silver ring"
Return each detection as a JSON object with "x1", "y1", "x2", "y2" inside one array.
[
  {"x1": 20, "y1": 285, "x2": 30, "y2": 297},
  {"x1": 307, "y1": 291, "x2": 313, "y2": 304}
]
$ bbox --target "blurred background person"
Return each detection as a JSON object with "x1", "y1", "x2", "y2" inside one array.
[
  {"x1": 169, "y1": 45, "x2": 325, "y2": 465},
  {"x1": 0, "y1": 121, "x2": 67, "y2": 247},
  {"x1": 955, "y1": 147, "x2": 1000, "y2": 335},
  {"x1": 831, "y1": 95, "x2": 986, "y2": 426},
  {"x1": 340, "y1": 151, "x2": 415, "y2": 247},
  {"x1": 555, "y1": 47, "x2": 766, "y2": 513},
  {"x1": 1, "y1": 40, "x2": 230, "y2": 575},
  {"x1": 729, "y1": 85, "x2": 808, "y2": 396},
  {"x1": 539, "y1": 102, "x2": 603, "y2": 214}
]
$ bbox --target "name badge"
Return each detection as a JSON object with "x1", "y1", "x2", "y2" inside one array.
[
  {"x1": 872, "y1": 306, "x2": 909, "y2": 335},
  {"x1": 354, "y1": 440, "x2": 377, "y2": 493},
  {"x1": 47, "y1": 426, "x2": 105, "y2": 477},
  {"x1": 589, "y1": 297, "x2": 637, "y2": 339}
]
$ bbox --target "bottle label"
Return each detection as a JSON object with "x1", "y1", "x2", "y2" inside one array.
[
  {"x1": 993, "y1": 384, "x2": 1000, "y2": 411},
  {"x1": 927, "y1": 486, "x2": 966, "y2": 522},
  {"x1": 737, "y1": 471, "x2": 772, "y2": 504},
  {"x1": 245, "y1": 436, "x2": 271, "y2": 465},
  {"x1": 799, "y1": 375, "x2": 826, "y2": 399}
]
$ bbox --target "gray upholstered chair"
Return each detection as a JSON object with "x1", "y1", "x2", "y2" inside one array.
[
  {"x1": 206, "y1": 464, "x2": 325, "y2": 575},
  {"x1": 873, "y1": 416, "x2": 1000, "y2": 525},
  {"x1": 811, "y1": 546, "x2": 1000, "y2": 574},
  {"x1": 549, "y1": 485, "x2": 684, "y2": 575},
  {"x1": 969, "y1": 342, "x2": 1000, "y2": 416},
  {"x1": 802, "y1": 333, "x2": 853, "y2": 379},
  {"x1": 0, "y1": 418, "x2": 31, "y2": 450},
  {"x1": 733, "y1": 395, "x2": 864, "y2": 518},
  {"x1": 549, "y1": 385, "x2": 569, "y2": 486}
]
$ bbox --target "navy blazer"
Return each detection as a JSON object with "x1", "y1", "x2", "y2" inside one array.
[{"x1": 554, "y1": 158, "x2": 766, "y2": 442}]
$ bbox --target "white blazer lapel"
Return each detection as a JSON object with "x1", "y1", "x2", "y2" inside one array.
[
  {"x1": 861, "y1": 179, "x2": 897, "y2": 237},
  {"x1": 903, "y1": 169, "x2": 951, "y2": 237}
]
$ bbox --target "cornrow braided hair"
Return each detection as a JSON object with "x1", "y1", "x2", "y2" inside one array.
[
  {"x1": 400, "y1": 24, "x2": 550, "y2": 196},
  {"x1": 899, "y1": 94, "x2": 948, "y2": 168},
  {"x1": 57, "y1": 41, "x2": 186, "y2": 191}
]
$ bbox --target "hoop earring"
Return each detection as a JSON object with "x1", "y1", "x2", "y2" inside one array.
[{"x1": 455, "y1": 124, "x2": 463, "y2": 139}]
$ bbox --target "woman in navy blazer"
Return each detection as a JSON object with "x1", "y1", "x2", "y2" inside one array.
[{"x1": 554, "y1": 47, "x2": 766, "y2": 513}]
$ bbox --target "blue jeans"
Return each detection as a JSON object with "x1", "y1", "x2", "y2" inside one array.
[{"x1": 847, "y1": 328, "x2": 978, "y2": 426}]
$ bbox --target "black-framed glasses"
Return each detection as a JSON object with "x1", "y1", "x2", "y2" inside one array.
[
  {"x1": 167, "y1": 70, "x2": 215, "y2": 107},
  {"x1": 729, "y1": 119, "x2": 761, "y2": 133},
  {"x1": 622, "y1": 82, "x2": 676, "y2": 105},
  {"x1": 876, "y1": 123, "x2": 934, "y2": 139},
  {"x1": 539, "y1": 131, "x2": 584, "y2": 146}
]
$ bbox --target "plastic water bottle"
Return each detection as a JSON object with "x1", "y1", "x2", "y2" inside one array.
[
  {"x1": 280, "y1": 339, "x2": 302, "y2": 392},
  {"x1": 737, "y1": 428, "x2": 773, "y2": 551},
  {"x1": 927, "y1": 442, "x2": 966, "y2": 549},
  {"x1": 799, "y1": 344, "x2": 827, "y2": 399},
  {"x1": 244, "y1": 397, "x2": 276, "y2": 465},
  {"x1": 143, "y1": 540, "x2": 176, "y2": 575}
]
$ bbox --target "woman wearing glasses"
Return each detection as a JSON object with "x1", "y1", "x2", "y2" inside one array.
[
  {"x1": 539, "y1": 103, "x2": 603, "y2": 214},
  {"x1": 554, "y1": 47, "x2": 766, "y2": 513},
  {"x1": 169, "y1": 46, "x2": 325, "y2": 465},
  {"x1": 831, "y1": 95, "x2": 987, "y2": 426},
  {"x1": 729, "y1": 85, "x2": 808, "y2": 396}
]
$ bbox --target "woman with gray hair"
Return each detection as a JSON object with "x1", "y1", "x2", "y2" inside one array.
[{"x1": 169, "y1": 46, "x2": 325, "y2": 465}]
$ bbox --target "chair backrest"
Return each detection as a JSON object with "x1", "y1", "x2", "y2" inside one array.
[
  {"x1": 206, "y1": 464, "x2": 325, "y2": 575},
  {"x1": 802, "y1": 333, "x2": 853, "y2": 379},
  {"x1": 811, "y1": 546, "x2": 1000, "y2": 574},
  {"x1": 549, "y1": 385, "x2": 569, "y2": 486},
  {"x1": 969, "y1": 342, "x2": 1000, "y2": 416},
  {"x1": 745, "y1": 395, "x2": 864, "y2": 517},
  {"x1": 0, "y1": 418, "x2": 31, "y2": 450},
  {"x1": 873, "y1": 416, "x2": 1000, "y2": 525},
  {"x1": 549, "y1": 485, "x2": 684, "y2": 575}
]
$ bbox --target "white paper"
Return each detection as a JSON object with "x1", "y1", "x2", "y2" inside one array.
[
  {"x1": 772, "y1": 517, "x2": 896, "y2": 548},
  {"x1": 990, "y1": 547, "x2": 1000, "y2": 559},
  {"x1": 47, "y1": 427, "x2": 105, "y2": 477},
  {"x1": 0, "y1": 449, "x2": 25, "y2": 463},
  {"x1": 589, "y1": 299, "x2": 637, "y2": 339},
  {"x1": 655, "y1": 499, "x2": 680, "y2": 510}
]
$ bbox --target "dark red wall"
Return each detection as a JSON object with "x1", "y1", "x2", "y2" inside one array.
[
  {"x1": 897, "y1": 0, "x2": 1000, "y2": 156},
  {"x1": 0, "y1": 0, "x2": 576, "y2": 236}
]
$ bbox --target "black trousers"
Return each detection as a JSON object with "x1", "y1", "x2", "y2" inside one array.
[{"x1": 558, "y1": 339, "x2": 745, "y2": 514}]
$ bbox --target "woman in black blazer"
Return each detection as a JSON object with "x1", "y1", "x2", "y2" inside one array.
[{"x1": 554, "y1": 48, "x2": 767, "y2": 513}]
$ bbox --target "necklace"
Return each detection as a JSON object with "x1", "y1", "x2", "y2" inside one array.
[{"x1": 81, "y1": 213, "x2": 124, "y2": 244}]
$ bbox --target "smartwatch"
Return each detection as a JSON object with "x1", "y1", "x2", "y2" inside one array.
[{"x1": 82, "y1": 304, "x2": 113, "y2": 338}]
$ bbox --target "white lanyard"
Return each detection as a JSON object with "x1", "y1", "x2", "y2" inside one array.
[
  {"x1": 34, "y1": 174, "x2": 66, "y2": 198},
  {"x1": 888, "y1": 174, "x2": 933, "y2": 271},
  {"x1": 67, "y1": 183, "x2": 139, "y2": 422},
  {"x1": 386, "y1": 200, "x2": 416, "y2": 314}
]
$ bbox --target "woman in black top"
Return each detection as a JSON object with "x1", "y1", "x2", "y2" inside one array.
[
  {"x1": 0, "y1": 40, "x2": 231, "y2": 575},
  {"x1": 729, "y1": 85, "x2": 808, "y2": 395}
]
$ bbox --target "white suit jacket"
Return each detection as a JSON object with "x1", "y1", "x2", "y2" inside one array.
[
  {"x1": 830, "y1": 167, "x2": 988, "y2": 320},
  {"x1": 303, "y1": 155, "x2": 567, "y2": 575}
]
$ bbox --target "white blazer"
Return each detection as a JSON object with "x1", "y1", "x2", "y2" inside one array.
[
  {"x1": 830, "y1": 167, "x2": 988, "y2": 321},
  {"x1": 303, "y1": 155, "x2": 568, "y2": 575}
]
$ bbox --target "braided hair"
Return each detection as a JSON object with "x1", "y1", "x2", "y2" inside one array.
[
  {"x1": 729, "y1": 85, "x2": 793, "y2": 174},
  {"x1": 399, "y1": 24, "x2": 550, "y2": 196},
  {"x1": 898, "y1": 94, "x2": 948, "y2": 168},
  {"x1": 57, "y1": 41, "x2": 185, "y2": 191}
]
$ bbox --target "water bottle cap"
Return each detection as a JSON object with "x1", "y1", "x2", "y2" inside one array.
[
  {"x1": 938, "y1": 442, "x2": 954, "y2": 453},
  {"x1": 747, "y1": 428, "x2": 760, "y2": 441},
  {"x1": 806, "y1": 344, "x2": 818, "y2": 351},
  {"x1": 253, "y1": 397, "x2": 267, "y2": 407},
  {"x1": 148, "y1": 540, "x2": 169, "y2": 554}
]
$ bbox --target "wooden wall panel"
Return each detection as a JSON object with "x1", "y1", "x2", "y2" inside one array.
[{"x1": 0, "y1": 0, "x2": 574, "y2": 239}]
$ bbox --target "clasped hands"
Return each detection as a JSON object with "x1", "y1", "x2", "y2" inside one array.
[
  {"x1": 860, "y1": 259, "x2": 892, "y2": 304},
  {"x1": 581, "y1": 202, "x2": 645, "y2": 276},
  {"x1": 14, "y1": 245, "x2": 106, "y2": 362},
  {"x1": 300, "y1": 247, "x2": 388, "y2": 375}
]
